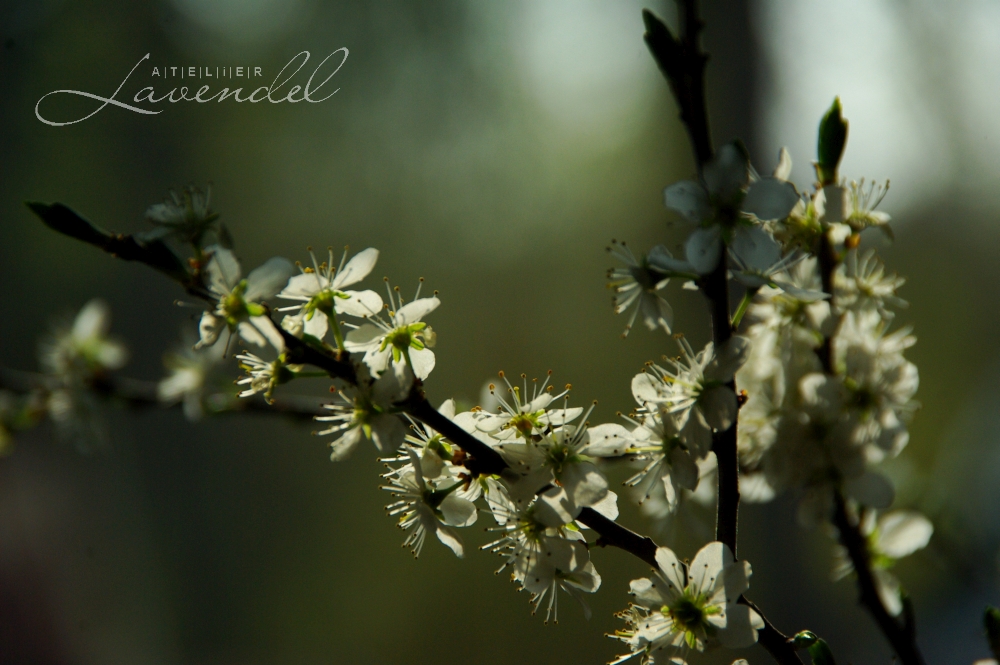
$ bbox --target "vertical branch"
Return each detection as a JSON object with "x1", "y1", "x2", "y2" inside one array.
[
  {"x1": 817, "y1": 252, "x2": 926, "y2": 665},
  {"x1": 644, "y1": 0, "x2": 739, "y2": 557},
  {"x1": 831, "y1": 491, "x2": 926, "y2": 665}
]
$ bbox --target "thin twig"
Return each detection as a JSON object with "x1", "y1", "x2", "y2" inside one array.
[{"x1": 831, "y1": 491, "x2": 926, "y2": 665}]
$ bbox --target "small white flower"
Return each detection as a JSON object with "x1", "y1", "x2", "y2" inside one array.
[
  {"x1": 382, "y1": 449, "x2": 477, "y2": 558},
  {"x1": 234, "y1": 352, "x2": 301, "y2": 403},
  {"x1": 621, "y1": 408, "x2": 700, "y2": 513},
  {"x1": 475, "y1": 372, "x2": 582, "y2": 441},
  {"x1": 613, "y1": 542, "x2": 762, "y2": 664},
  {"x1": 158, "y1": 337, "x2": 225, "y2": 421},
  {"x1": 664, "y1": 143, "x2": 800, "y2": 274},
  {"x1": 140, "y1": 185, "x2": 222, "y2": 246},
  {"x1": 832, "y1": 509, "x2": 932, "y2": 616},
  {"x1": 631, "y1": 336, "x2": 750, "y2": 456},
  {"x1": 41, "y1": 299, "x2": 128, "y2": 377},
  {"x1": 314, "y1": 363, "x2": 413, "y2": 461},
  {"x1": 835, "y1": 248, "x2": 907, "y2": 318},
  {"x1": 495, "y1": 407, "x2": 622, "y2": 516},
  {"x1": 483, "y1": 489, "x2": 601, "y2": 623},
  {"x1": 196, "y1": 247, "x2": 294, "y2": 352},
  {"x1": 607, "y1": 241, "x2": 694, "y2": 336},
  {"x1": 818, "y1": 178, "x2": 891, "y2": 233},
  {"x1": 276, "y1": 247, "x2": 384, "y2": 342},
  {"x1": 343, "y1": 281, "x2": 438, "y2": 380}
]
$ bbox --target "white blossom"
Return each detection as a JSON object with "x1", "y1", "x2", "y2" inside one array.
[
  {"x1": 832, "y1": 509, "x2": 933, "y2": 616},
  {"x1": 382, "y1": 449, "x2": 477, "y2": 558},
  {"x1": 475, "y1": 372, "x2": 582, "y2": 441},
  {"x1": 276, "y1": 247, "x2": 383, "y2": 342},
  {"x1": 196, "y1": 247, "x2": 294, "y2": 352},
  {"x1": 664, "y1": 143, "x2": 799, "y2": 274},
  {"x1": 314, "y1": 363, "x2": 413, "y2": 461},
  {"x1": 343, "y1": 281, "x2": 438, "y2": 380},
  {"x1": 613, "y1": 542, "x2": 762, "y2": 664},
  {"x1": 632, "y1": 336, "x2": 750, "y2": 456},
  {"x1": 607, "y1": 240, "x2": 694, "y2": 336}
]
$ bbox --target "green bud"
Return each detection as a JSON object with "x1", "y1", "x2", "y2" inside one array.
[
  {"x1": 790, "y1": 631, "x2": 818, "y2": 649},
  {"x1": 984, "y1": 606, "x2": 1000, "y2": 660},
  {"x1": 807, "y1": 638, "x2": 837, "y2": 665},
  {"x1": 815, "y1": 97, "x2": 849, "y2": 186}
]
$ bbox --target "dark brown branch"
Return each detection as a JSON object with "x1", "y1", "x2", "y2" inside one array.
[
  {"x1": 0, "y1": 366, "x2": 326, "y2": 420},
  {"x1": 831, "y1": 491, "x2": 926, "y2": 665}
]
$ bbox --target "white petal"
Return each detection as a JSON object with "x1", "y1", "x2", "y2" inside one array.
[
  {"x1": 245, "y1": 257, "x2": 295, "y2": 302},
  {"x1": 730, "y1": 225, "x2": 782, "y2": 272},
  {"x1": 395, "y1": 297, "x2": 440, "y2": 325},
  {"x1": 206, "y1": 247, "x2": 242, "y2": 294},
  {"x1": 586, "y1": 490, "x2": 619, "y2": 521},
  {"x1": 196, "y1": 312, "x2": 225, "y2": 348},
  {"x1": 237, "y1": 320, "x2": 267, "y2": 347},
  {"x1": 640, "y1": 293, "x2": 673, "y2": 332},
  {"x1": 407, "y1": 347, "x2": 436, "y2": 380},
  {"x1": 647, "y1": 245, "x2": 692, "y2": 274},
  {"x1": 332, "y1": 247, "x2": 379, "y2": 289},
  {"x1": 689, "y1": 542, "x2": 730, "y2": 595},
  {"x1": 703, "y1": 142, "x2": 749, "y2": 199},
  {"x1": 434, "y1": 522, "x2": 465, "y2": 558},
  {"x1": 685, "y1": 226, "x2": 723, "y2": 275},
  {"x1": 701, "y1": 386, "x2": 737, "y2": 431},
  {"x1": 334, "y1": 289, "x2": 383, "y2": 317},
  {"x1": 343, "y1": 324, "x2": 384, "y2": 351},
  {"x1": 629, "y1": 576, "x2": 671, "y2": 609},
  {"x1": 821, "y1": 184, "x2": 849, "y2": 223},
  {"x1": 249, "y1": 316, "x2": 285, "y2": 351},
  {"x1": 669, "y1": 447, "x2": 699, "y2": 491},
  {"x1": 773, "y1": 147, "x2": 792, "y2": 180},
  {"x1": 439, "y1": 494, "x2": 478, "y2": 527},
  {"x1": 877, "y1": 511, "x2": 933, "y2": 559},
  {"x1": 706, "y1": 335, "x2": 752, "y2": 381},
  {"x1": 370, "y1": 413, "x2": 406, "y2": 455},
  {"x1": 536, "y1": 486, "x2": 577, "y2": 526},
  {"x1": 632, "y1": 372, "x2": 666, "y2": 404},
  {"x1": 874, "y1": 569, "x2": 903, "y2": 616},
  {"x1": 560, "y1": 461, "x2": 608, "y2": 509},
  {"x1": 72, "y1": 299, "x2": 111, "y2": 340},
  {"x1": 743, "y1": 178, "x2": 799, "y2": 220},
  {"x1": 654, "y1": 547, "x2": 687, "y2": 593},
  {"x1": 582, "y1": 423, "x2": 633, "y2": 457},
  {"x1": 279, "y1": 272, "x2": 324, "y2": 299},
  {"x1": 664, "y1": 180, "x2": 710, "y2": 224},
  {"x1": 718, "y1": 603, "x2": 763, "y2": 648},
  {"x1": 329, "y1": 427, "x2": 364, "y2": 461},
  {"x1": 303, "y1": 312, "x2": 328, "y2": 339}
]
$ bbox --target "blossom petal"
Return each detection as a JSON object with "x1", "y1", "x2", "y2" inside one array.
[
  {"x1": 685, "y1": 226, "x2": 723, "y2": 275},
  {"x1": 395, "y1": 297, "x2": 440, "y2": 325},
  {"x1": 877, "y1": 511, "x2": 933, "y2": 559},
  {"x1": 663, "y1": 180, "x2": 710, "y2": 224},
  {"x1": 344, "y1": 323, "x2": 383, "y2": 351},
  {"x1": 329, "y1": 427, "x2": 364, "y2": 461},
  {"x1": 332, "y1": 247, "x2": 379, "y2": 289},
  {"x1": 743, "y1": 177, "x2": 799, "y2": 221},
  {"x1": 334, "y1": 289, "x2": 383, "y2": 317},
  {"x1": 583, "y1": 423, "x2": 633, "y2": 457},
  {"x1": 279, "y1": 272, "x2": 325, "y2": 299},
  {"x1": 407, "y1": 347, "x2": 436, "y2": 380},
  {"x1": 245, "y1": 257, "x2": 295, "y2": 302},
  {"x1": 439, "y1": 494, "x2": 478, "y2": 527},
  {"x1": 560, "y1": 461, "x2": 608, "y2": 509},
  {"x1": 206, "y1": 247, "x2": 242, "y2": 294},
  {"x1": 653, "y1": 546, "x2": 687, "y2": 594},
  {"x1": 717, "y1": 603, "x2": 763, "y2": 648},
  {"x1": 703, "y1": 142, "x2": 750, "y2": 200}
]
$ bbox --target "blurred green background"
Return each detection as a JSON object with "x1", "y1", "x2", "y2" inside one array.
[{"x1": 2, "y1": 1, "x2": 999, "y2": 664}]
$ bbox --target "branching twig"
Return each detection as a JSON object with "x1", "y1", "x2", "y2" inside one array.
[{"x1": 831, "y1": 491, "x2": 926, "y2": 665}]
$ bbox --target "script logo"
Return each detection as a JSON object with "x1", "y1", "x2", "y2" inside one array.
[{"x1": 35, "y1": 49, "x2": 348, "y2": 127}]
